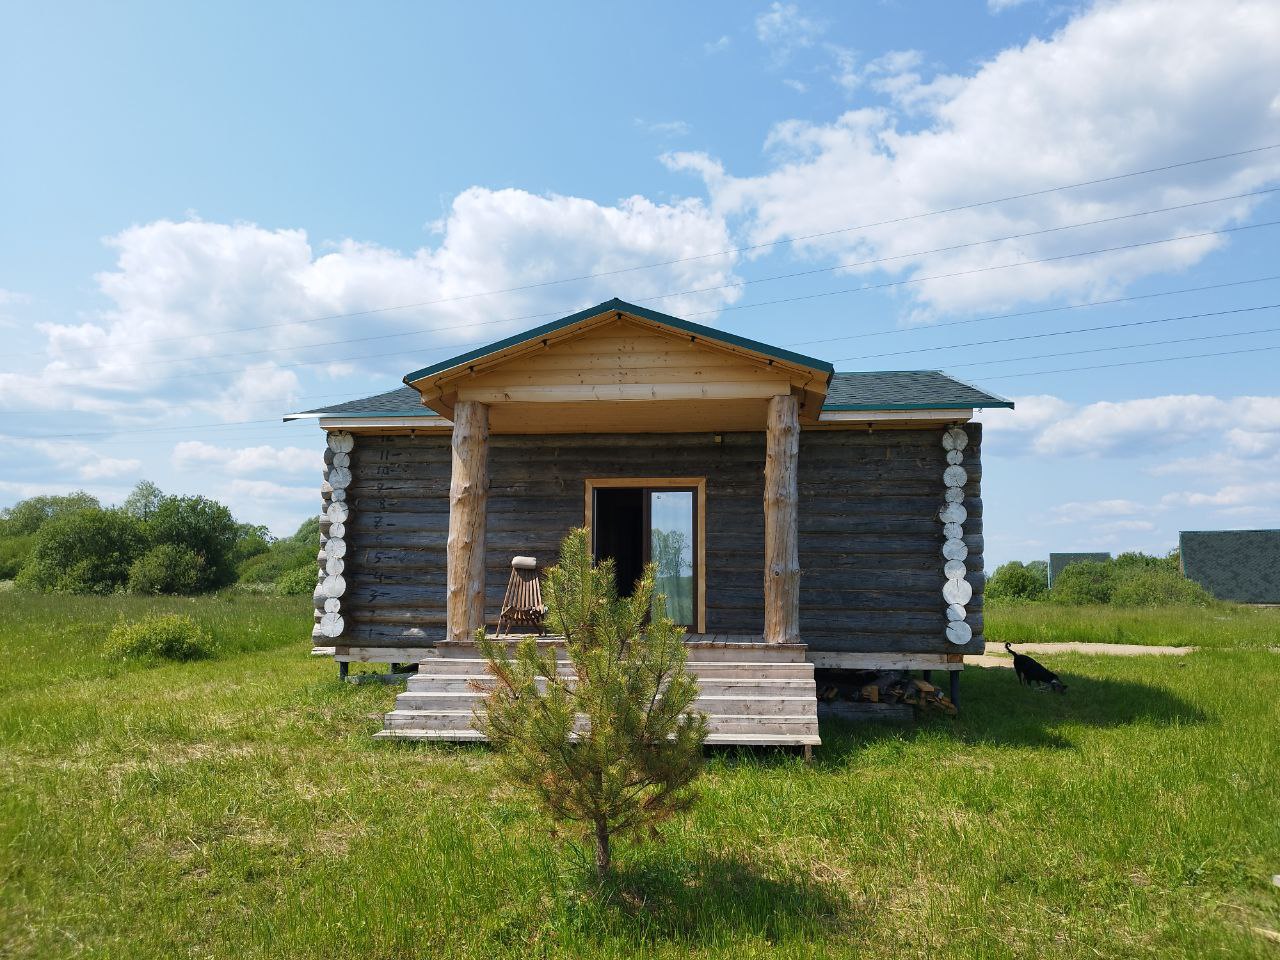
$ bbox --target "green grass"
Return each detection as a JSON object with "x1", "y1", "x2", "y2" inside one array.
[
  {"x1": 1, "y1": 592, "x2": 1278, "y2": 959},
  {"x1": 985, "y1": 600, "x2": 1280, "y2": 650}
]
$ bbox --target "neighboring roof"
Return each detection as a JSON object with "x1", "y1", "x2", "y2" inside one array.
[
  {"x1": 1048, "y1": 552, "x2": 1111, "y2": 586},
  {"x1": 401, "y1": 298, "x2": 836, "y2": 385},
  {"x1": 823, "y1": 371, "x2": 1012, "y2": 411},
  {"x1": 1179, "y1": 529, "x2": 1280, "y2": 604}
]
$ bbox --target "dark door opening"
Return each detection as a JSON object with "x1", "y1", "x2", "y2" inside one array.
[
  {"x1": 592, "y1": 487, "x2": 645, "y2": 598},
  {"x1": 591, "y1": 485, "x2": 697, "y2": 628}
]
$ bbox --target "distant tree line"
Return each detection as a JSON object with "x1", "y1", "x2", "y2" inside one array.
[
  {"x1": 986, "y1": 551, "x2": 1212, "y2": 606},
  {"x1": 0, "y1": 481, "x2": 318, "y2": 596}
]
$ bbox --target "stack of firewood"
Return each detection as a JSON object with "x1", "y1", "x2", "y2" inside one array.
[{"x1": 817, "y1": 670, "x2": 957, "y2": 715}]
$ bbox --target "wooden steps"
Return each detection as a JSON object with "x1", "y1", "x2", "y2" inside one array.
[{"x1": 375, "y1": 641, "x2": 820, "y2": 746}]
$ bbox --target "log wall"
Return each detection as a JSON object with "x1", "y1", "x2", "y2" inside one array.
[{"x1": 337, "y1": 425, "x2": 985, "y2": 654}]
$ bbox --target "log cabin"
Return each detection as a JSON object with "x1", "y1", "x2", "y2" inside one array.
[{"x1": 286, "y1": 298, "x2": 1013, "y2": 746}]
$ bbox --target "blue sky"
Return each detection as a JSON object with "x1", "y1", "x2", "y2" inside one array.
[{"x1": 2, "y1": 0, "x2": 1279, "y2": 566}]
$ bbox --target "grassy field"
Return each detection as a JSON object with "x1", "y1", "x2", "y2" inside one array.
[
  {"x1": 1, "y1": 592, "x2": 1278, "y2": 959},
  {"x1": 984, "y1": 600, "x2": 1280, "y2": 650}
]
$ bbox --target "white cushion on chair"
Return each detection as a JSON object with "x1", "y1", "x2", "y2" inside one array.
[{"x1": 511, "y1": 556, "x2": 537, "y2": 569}]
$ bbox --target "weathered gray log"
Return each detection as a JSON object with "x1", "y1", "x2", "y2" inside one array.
[
  {"x1": 319, "y1": 612, "x2": 345, "y2": 638},
  {"x1": 327, "y1": 431, "x2": 355, "y2": 453}
]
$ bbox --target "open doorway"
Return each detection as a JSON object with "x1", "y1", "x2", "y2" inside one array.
[{"x1": 587, "y1": 482, "x2": 701, "y2": 630}]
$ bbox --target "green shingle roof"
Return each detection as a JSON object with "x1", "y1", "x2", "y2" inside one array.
[
  {"x1": 287, "y1": 371, "x2": 1009, "y2": 419},
  {"x1": 287, "y1": 386, "x2": 435, "y2": 419},
  {"x1": 285, "y1": 299, "x2": 1011, "y2": 419},
  {"x1": 822, "y1": 371, "x2": 1011, "y2": 411}
]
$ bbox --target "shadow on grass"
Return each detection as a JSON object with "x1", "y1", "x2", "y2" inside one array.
[
  {"x1": 566, "y1": 851, "x2": 858, "y2": 947},
  {"x1": 815, "y1": 664, "x2": 1208, "y2": 756}
]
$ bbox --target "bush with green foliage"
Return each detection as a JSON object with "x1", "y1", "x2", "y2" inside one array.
[
  {"x1": 236, "y1": 516, "x2": 319, "y2": 590},
  {"x1": 1048, "y1": 560, "x2": 1116, "y2": 604},
  {"x1": 0, "y1": 491, "x2": 101, "y2": 579},
  {"x1": 275, "y1": 564, "x2": 318, "y2": 596},
  {"x1": 146, "y1": 495, "x2": 240, "y2": 590},
  {"x1": 986, "y1": 560, "x2": 1048, "y2": 603},
  {"x1": 16, "y1": 509, "x2": 146, "y2": 594},
  {"x1": 127, "y1": 544, "x2": 207, "y2": 595},
  {"x1": 104, "y1": 613, "x2": 215, "y2": 662},
  {"x1": 1111, "y1": 566, "x2": 1212, "y2": 607},
  {"x1": 1046, "y1": 551, "x2": 1209, "y2": 607},
  {"x1": 476, "y1": 526, "x2": 706, "y2": 881}
]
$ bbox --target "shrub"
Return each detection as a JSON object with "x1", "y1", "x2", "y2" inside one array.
[
  {"x1": 17, "y1": 509, "x2": 146, "y2": 594},
  {"x1": 986, "y1": 560, "x2": 1048, "y2": 602},
  {"x1": 0, "y1": 532, "x2": 35, "y2": 580},
  {"x1": 145, "y1": 495, "x2": 240, "y2": 590},
  {"x1": 476, "y1": 527, "x2": 706, "y2": 881},
  {"x1": 1049, "y1": 560, "x2": 1116, "y2": 605},
  {"x1": 127, "y1": 544, "x2": 206, "y2": 595},
  {"x1": 0, "y1": 491, "x2": 101, "y2": 537},
  {"x1": 1111, "y1": 566, "x2": 1212, "y2": 607},
  {"x1": 275, "y1": 564, "x2": 317, "y2": 596},
  {"x1": 236, "y1": 517, "x2": 319, "y2": 589},
  {"x1": 105, "y1": 614, "x2": 215, "y2": 662}
]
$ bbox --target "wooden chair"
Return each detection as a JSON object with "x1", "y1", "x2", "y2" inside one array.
[{"x1": 497, "y1": 556, "x2": 546, "y2": 635}]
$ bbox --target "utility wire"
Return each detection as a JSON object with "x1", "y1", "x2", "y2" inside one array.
[
  {"x1": 21, "y1": 217, "x2": 1280, "y2": 393},
  {"x1": 978, "y1": 342, "x2": 1280, "y2": 380},
  {"x1": 833, "y1": 303, "x2": 1280, "y2": 362},
  {"x1": 31, "y1": 185, "x2": 1279, "y2": 374},
  {"x1": 679, "y1": 219, "x2": 1280, "y2": 321},
  {"x1": 937, "y1": 324, "x2": 1280, "y2": 369},
  {"x1": 28, "y1": 145, "x2": 1280, "y2": 360},
  {"x1": 782, "y1": 274, "x2": 1280, "y2": 348}
]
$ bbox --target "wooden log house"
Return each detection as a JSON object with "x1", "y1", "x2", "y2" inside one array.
[{"x1": 287, "y1": 299, "x2": 1012, "y2": 746}]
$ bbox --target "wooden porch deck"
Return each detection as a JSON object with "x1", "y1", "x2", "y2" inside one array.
[{"x1": 374, "y1": 636, "x2": 821, "y2": 747}]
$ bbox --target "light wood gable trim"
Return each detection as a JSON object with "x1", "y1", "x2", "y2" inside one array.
[
  {"x1": 409, "y1": 309, "x2": 830, "y2": 422},
  {"x1": 584, "y1": 477, "x2": 707, "y2": 634}
]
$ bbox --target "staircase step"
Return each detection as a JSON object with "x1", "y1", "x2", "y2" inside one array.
[
  {"x1": 406, "y1": 675, "x2": 814, "y2": 697},
  {"x1": 395, "y1": 691, "x2": 816, "y2": 717},
  {"x1": 383, "y1": 708, "x2": 816, "y2": 736},
  {"x1": 414, "y1": 658, "x2": 813, "y2": 680}
]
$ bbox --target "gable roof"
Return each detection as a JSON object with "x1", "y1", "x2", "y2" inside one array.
[
  {"x1": 401, "y1": 298, "x2": 835, "y2": 386},
  {"x1": 286, "y1": 371, "x2": 1010, "y2": 420}
]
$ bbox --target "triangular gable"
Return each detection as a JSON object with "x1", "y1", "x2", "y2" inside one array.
[{"x1": 404, "y1": 299, "x2": 833, "y2": 422}]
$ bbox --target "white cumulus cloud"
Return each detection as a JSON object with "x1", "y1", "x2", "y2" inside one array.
[{"x1": 669, "y1": 0, "x2": 1280, "y2": 316}]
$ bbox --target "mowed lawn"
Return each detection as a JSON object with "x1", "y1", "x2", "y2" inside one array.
[{"x1": 1, "y1": 592, "x2": 1278, "y2": 959}]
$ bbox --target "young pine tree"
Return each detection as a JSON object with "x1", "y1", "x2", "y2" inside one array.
[{"x1": 474, "y1": 527, "x2": 707, "y2": 881}]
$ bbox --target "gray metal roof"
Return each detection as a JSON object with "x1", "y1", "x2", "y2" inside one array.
[
  {"x1": 288, "y1": 371, "x2": 1008, "y2": 420},
  {"x1": 1179, "y1": 529, "x2": 1280, "y2": 604}
]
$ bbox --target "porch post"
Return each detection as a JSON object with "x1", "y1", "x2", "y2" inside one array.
[
  {"x1": 764, "y1": 394, "x2": 800, "y2": 644},
  {"x1": 447, "y1": 400, "x2": 489, "y2": 643}
]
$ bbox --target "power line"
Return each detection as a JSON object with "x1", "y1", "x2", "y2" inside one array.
[
  {"x1": 23, "y1": 216, "x2": 1280, "y2": 392},
  {"x1": 782, "y1": 274, "x2": 1280, "y2": 348},
  {"x1": 978, "y1": 342, "x2": 1280, "y2": 380},
  {"x1": 635, "y1": 187, "x2": 1280, "y2": 305},
  {"x1": 28, "y1": 143, "x2": 1280, "y2": 360},
  {"x1": 681, "y1": 219, "x2": 1280, "y2": 321},
  {"x1": 939, "y1": 324, "x2": 1280, "y2": 370},
  {"x1": 833, "y1": 303, "x2": 1280, "y2": 363},
  {"x1": 31, "y1": 185, "x2": 1278, "y2": 375}
]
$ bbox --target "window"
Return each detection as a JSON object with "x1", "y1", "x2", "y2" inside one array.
[{"x1": 585, "y1": 478, "x2": 706, "y2": 632}]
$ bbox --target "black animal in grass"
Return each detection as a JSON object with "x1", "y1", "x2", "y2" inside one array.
[{"x1": 1005, "y1": 643, "x2": 1068, "y2": 693}]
